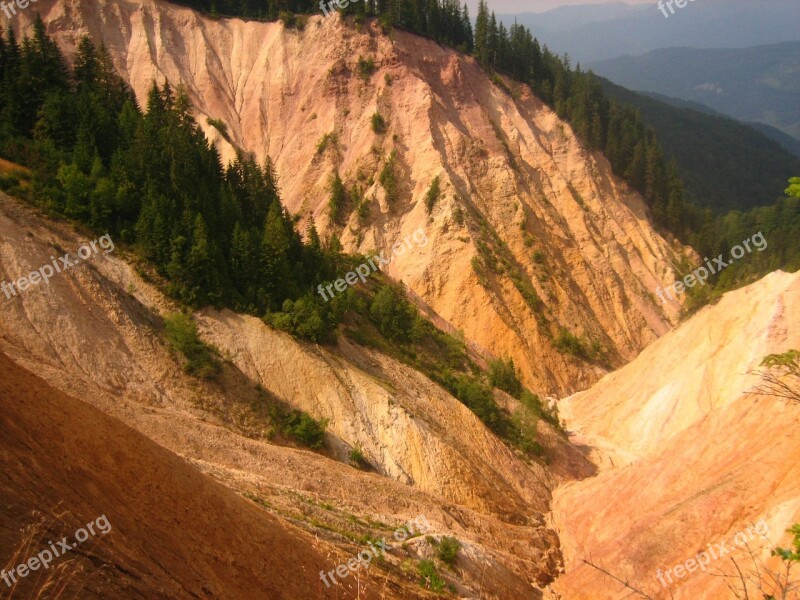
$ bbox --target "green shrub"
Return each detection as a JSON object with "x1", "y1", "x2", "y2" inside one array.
[
  {"x1": 270, "y1": 295, "x2": 337, "y2": 343},
  {"x1": 357, "y1": 56, "x2": 376, "y2": 79},
  {"x1": 471, "y1": 256, "x2": 489, "y2": 287},
  {"x1": 773, "y1": 523, "x2": 800, "y2": 564},
  {"x1": 329, "y1": 173, "x2": 347, "y2": 224},
  {"x1": 510, "y1": 404, "x2": 544, "y2": 457},
  {"x1": 555, "y1": 328, "x2": 585, "y2": 358},
  {"x1": 371, "y1": 112, "x2": 388, "y2": 134},
  {"x1": 316, "y1": 132, "x2": 338, "y2": 155},
  {"x1": 0, "y1": 173, "x2": 20, "y2": 191},
  {"x1": 369, "y1": 285, "x2": 425, "y2": 344},
  {"x1": 206, "y1": 117, "x2": 228, "y2": 137},
  {"x1": 491, "y1": 73, "x2": 512, "y2": 96},
  {"x1": 356, "y1": 195, "x2": 371, "y2": 222},
  {"x1": 279, "y1": 11, "x2": 307, "y2": 30},
  {"x1": 436, "y1": 537, "x2": 461, "y2": 566},
  {"x1": 511, "y1": 275, "x2": 542, "y2": 312},
  {"x1": 418, "y1": 560, "x2": 446, "y2": 593},
  {"x1": 519, "y1": 390, "x2": 560, "y2": 431},
  {"x1": 424, "y1": 176, "x2": 441, "y2": 214},
  {"x1": 452, "y1": 376, "x2": 503, "y2": 432},
  {"x1": 163, "y1": 313, "x2": 222, "y2": 379},
  {"x1": 379, "y1": 150, "x2": 398, "y2": 204},
  {"x1": 349, "y1": 446, "x2": 369, "y2": 469},
  {"x1": 279, "y1": 409, "x2": 328, "y2": 449},
  {"x1": 488, "y1": 357, "x2": 522, "y2": 398}
]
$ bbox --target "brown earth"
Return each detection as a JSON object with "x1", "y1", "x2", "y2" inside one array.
[{"x1": 0, "y1": 350, "x2": 432, "y2": 599}]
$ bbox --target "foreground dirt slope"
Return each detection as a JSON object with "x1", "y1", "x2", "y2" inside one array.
[
  {"x1": 0, "y1": 189, "x2": 562, "y2": 596},
  {"x1": 17, "y1": 0, "x2": 686, "y2": 395},
  {"x1": 0, "y1": 351, "x2": 412, "y2": 600},
  {"x1": 552, "y1": 270, "x2": 800, "y2": 599}
]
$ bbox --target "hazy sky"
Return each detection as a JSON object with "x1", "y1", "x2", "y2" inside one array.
[{"x1": 466, "y1": 0, "x2": 652, "y2": 14}]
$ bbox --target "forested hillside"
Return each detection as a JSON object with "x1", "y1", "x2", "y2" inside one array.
[
  {"x1": 163, "y1": 1, "x2": 800, "y2": 283},
  {"x1": 0, "y1": 18, "x2": 348, "y2": 340},
  {"x1": 0, "y1": 19, "x2": 569, "y2": 455},
  {"x1": 600, "y1": 79, "x2": 800, "y2": 212}
]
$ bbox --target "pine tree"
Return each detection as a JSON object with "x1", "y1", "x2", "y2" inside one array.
[
  {"x1": 487, "y1": 12, "x2": 498, "y2": 67},
  {"x1": 461, "y1": 3, "x2": 473, "y2": 53},
  {"x1": 666, "y1": 159, "x2": 685, "y2": 233},
  {"x1": 474, "y1": 0, "x2": 489, "y2": 67},
  {"x1": 74, "y1": 36, "x2": 99, "y2": 89},
  {"x1": 260, "y1": 201, "x2": 292, "y2": 310}
]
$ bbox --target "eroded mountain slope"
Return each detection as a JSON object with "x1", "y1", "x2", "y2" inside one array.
[
  {"x1": 19, "y1": 0, "x2": 686, "y2": 395},
  {"x1": 0, "y1": 187, "x2": 562, "y2": 596},
  {"x1": 552, "y1": 270, "x2": 800, "y2": 599}
]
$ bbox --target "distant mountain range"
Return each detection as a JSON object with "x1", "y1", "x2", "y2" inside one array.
[
  {"x1": 589, "y1": 42, "x2": 800, "y2": 144},
  {"x1": 500, "y1": 1, "x2": 800, "y2": 63}
]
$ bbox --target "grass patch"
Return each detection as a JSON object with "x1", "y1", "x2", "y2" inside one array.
[{"x1": 418, "y1": 560, "x2": 446, "y2": 593}]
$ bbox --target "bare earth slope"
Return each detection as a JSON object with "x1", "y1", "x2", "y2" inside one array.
[
  {"x1": 0, "y1": 350, "x2": 403, "y2": 600},
  {"x1": 552, "y1": 270, "x2": 800, "y2": 599},
  {"x1": 16, "y1": 0, "x2": 687, "y2": 395}
]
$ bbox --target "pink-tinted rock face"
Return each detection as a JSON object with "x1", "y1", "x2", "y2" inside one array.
[
  {"x1": 16, "y1": 0, "x2": 684, "y2": 396},
  {"x1": 553, "y1": 270, "x2": 800, "y2": 599}
]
